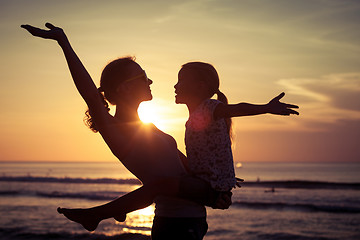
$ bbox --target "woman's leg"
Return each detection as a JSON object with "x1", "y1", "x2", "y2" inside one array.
[
  {"x1": 57, "y1": 175, "x2": 220, "y2": 231},
  {"x1": 58, "y1": 177, "x2": 181, "y2": 231},
  {"x1": 151, "y1": 216, "x2": 208, "y2": 240}
]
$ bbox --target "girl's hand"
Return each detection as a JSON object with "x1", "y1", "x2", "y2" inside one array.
[
  {"x1": 267, "y1": 92, "x2": 299, "y2": 116},
  {"x1": 21, "y1": 23, "x2": 66, "y2": 42}
]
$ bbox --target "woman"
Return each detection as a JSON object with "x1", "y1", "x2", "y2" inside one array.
[{"x1": 21, "y1": 23, "x2": 229, "y2": 240}]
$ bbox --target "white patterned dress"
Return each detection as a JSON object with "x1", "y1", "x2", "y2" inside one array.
[{"x1": 185, "y1": 99, "x2": 236, "y2": 191}]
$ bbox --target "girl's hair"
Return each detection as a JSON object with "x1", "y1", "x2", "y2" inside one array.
[
  {"x1": 84, "y1": 56, "x2": 137, "y2": 132},
  {"x1": 181, "y1": 62, "x2": 232, "y2": 138}
]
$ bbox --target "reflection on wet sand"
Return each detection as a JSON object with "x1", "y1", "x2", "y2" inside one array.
[{"x1": 116, "y1": 205, "x2": 155, "y2": 236}]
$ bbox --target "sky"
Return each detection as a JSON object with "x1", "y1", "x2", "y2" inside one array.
[{"x1": 0, "y1": 0, "x2": 359, "y2": 163}]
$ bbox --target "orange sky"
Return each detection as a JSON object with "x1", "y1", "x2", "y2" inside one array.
[{"x1": 0, "y1": 0, "x2": 359, "y2": 163}]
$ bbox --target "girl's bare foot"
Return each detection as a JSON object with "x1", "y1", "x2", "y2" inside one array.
[{"x1": 57, "y1": 207, "x2": 100, "y2": 232}]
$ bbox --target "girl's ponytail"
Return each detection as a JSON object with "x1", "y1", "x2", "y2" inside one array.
[{"x1": 216, "y1": 90, "x2": 232, "y2": 139}]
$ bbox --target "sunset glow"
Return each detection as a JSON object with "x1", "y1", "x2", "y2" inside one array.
[{"x1": 0, "y1": 0, "x2": 359, "y2": 163}]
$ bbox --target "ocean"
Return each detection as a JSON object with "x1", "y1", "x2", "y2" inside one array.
[{"x1": 0, "y1": 161, "x2": 359, "y2": 240}]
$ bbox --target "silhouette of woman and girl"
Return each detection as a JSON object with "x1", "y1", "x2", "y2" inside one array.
[{"x1": 21, "y1": 23, "x2": 299, "y2": 240}]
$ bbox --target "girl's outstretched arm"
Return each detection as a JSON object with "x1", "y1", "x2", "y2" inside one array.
[
  {"x1": 21, "y1": 23, "x2": 110, "y2": 125},
  {"x1": 214, "y1": 92, "x2": 299, "y2": 119}
]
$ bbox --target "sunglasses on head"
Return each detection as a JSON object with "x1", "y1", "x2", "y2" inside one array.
[{"x1": 123, "y1": 71, "x2": 149, "y2": 83}]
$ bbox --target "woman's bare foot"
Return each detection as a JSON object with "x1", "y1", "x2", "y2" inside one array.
[
  {"x1": 57, "y1": 207, "x2": 100, "y2": 232},
  {"x1": 114, "y1": 214, "x2": 127, "y2": 222}
]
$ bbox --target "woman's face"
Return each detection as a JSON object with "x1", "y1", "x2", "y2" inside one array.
[
  {"x1": 174, "y1": 68, "x2": 202, "y2": 104},
  {"x1": 119, "y1": 64, "x2": 153, "y2": 103}
]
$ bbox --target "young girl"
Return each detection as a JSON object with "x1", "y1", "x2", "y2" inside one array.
[{"x1": 175, "y1": 62, "x2": 299, "y2": 194}]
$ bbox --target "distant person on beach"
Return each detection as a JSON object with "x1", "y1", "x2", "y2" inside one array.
[{"x1": 22, "y1": 23, "x2": 299, "y2": 239}]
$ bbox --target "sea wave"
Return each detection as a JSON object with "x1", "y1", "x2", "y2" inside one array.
[
  {"x1": 0, "y1": 176, "x2": 141, "y2": 185},
  {"x1": 36, "y1": 191, "x2": 126, "y2": 201},
  {"x1": 240, "y1": 180, "x2": 360, "y2": 190},
  {"x1": 1, "y1": 176, "x2": 359, "y2": 190},
  {"x1": 232, "y1": 201, "x2": 360, "y2": 214},
  {"x1": 0, "y1": 227, "x2": 150, "y2": 240},
  {"x1": 255, "y1": 232, "x2": 339, "y2": 240},
  {"x1": 0, "y1": 189, "x2": 125, "y2": 201},
  {"x1": 2, "y1": 188, "x2": 359, "y2": 214}
]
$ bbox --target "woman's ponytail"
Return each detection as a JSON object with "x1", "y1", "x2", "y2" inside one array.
[
  {"x1": 84, "y1": 87, "x2": 110, "y2": 133},
  {"x1": 83, "y1": 57, "x2": 136, "y2": 132}
]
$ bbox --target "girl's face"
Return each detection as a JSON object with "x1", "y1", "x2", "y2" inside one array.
[{"x1": 174, "y1": 68, "x2": 203, "y2": 104}]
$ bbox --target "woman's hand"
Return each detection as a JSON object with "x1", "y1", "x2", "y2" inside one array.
[
  {"x1": 267, "y1": 92, "x2": 299, "y2": 116},
  {"x1": 212, "y1": 191, "x2": 232, "y2": 210},
  {"x1": 21, "y1": 23, "x2": 66, "y2": 43}
]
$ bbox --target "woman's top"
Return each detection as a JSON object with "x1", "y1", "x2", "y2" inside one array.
[
  {"x1": 123, "y1": 123, "x2": 206, "y2": 218},
  {"x1": 185, "y1": 99, "x2": 236, "y2": 191}
]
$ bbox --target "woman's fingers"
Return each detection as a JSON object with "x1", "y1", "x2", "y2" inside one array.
[
  {"x1": 21, "y1": 23, "x2": 64, "y2": 41},
  {"x1": 21, "y1": 24, "x2": 46, "y2": 37},
  {"x1": 20, "y1": 24, "x2": 34, "y2": 31},
  {"x1": 45, "y1": 22, "x2": 56, "y2": 29}
]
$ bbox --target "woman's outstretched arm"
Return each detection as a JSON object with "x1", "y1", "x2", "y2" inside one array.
[
  {"x1": 214, "y1": 92, "x2": 299, "y2": 119},
  {"x1": 21, "y1": 23, "x2": 109, "y2": 124}
]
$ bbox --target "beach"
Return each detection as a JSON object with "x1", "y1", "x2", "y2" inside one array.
[{"x1": 1, "y1": 161, "x2": 359, "y2": 240}]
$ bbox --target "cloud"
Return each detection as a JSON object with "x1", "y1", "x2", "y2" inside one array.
[{"x1": 277, "y1": 72, "x2": 360, "y2": 130}]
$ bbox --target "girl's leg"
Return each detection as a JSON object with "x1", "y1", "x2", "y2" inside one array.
[{"x1": 177, "y1": 175, "x2": 220, "y2": 207}]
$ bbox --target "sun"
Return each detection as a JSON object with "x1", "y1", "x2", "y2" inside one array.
[
  {"x1": 138, "y1": 102, "x2": 158, "y2": 123},
  {"x1": 137, "y1": 99, "x2": 188, "y2": 134},
  {"x1": 138, "y1": 101, "x2": 166, "y2": 129}
]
